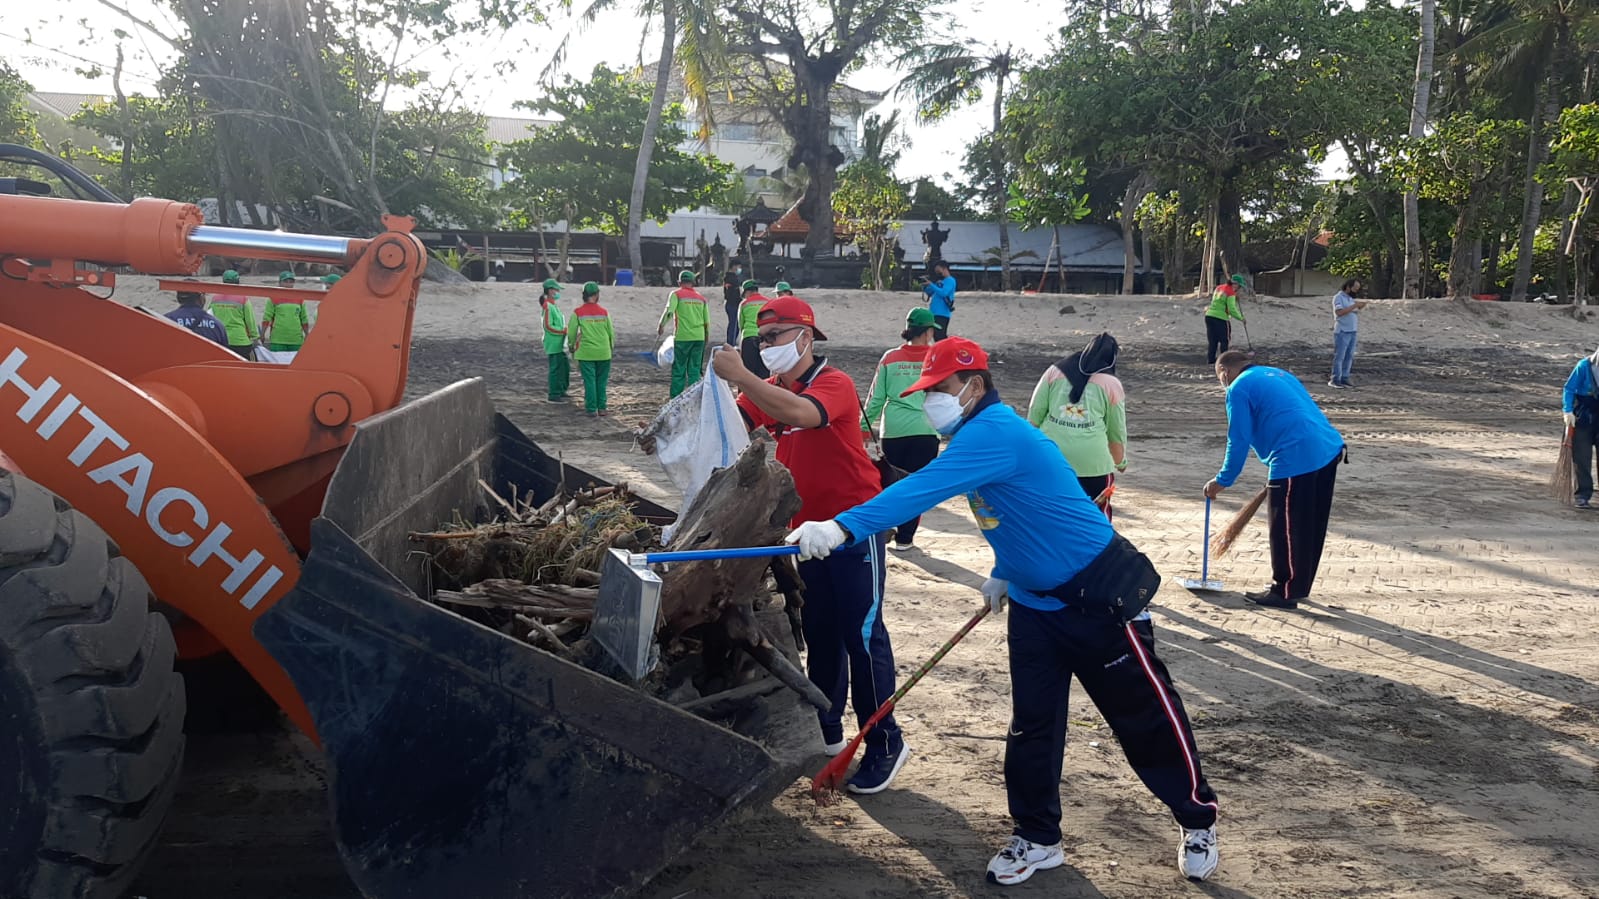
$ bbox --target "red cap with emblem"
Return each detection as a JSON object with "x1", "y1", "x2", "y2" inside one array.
[
  {"x1": 901, "y1": 336, "x2": 989, "y2": 396},
  {"x1": 757, "y1": 295, "x2": 828, "y2": 341}
]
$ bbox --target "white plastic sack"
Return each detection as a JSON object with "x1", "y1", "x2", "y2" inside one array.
[
  {"x1": 654, "y1": 335, "x2": 676, "y2": 368},
  {"x1": 253, "y1": 346, "x2": 297, "y2": 364},
  {"x1": 646, "y1": 353, "x2": 748, "y2": 523}
]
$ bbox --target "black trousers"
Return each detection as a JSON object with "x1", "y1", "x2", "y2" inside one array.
[
  {"x1": 1204, "y1": 316, "x2": 1230, "y2": 364},
  {"x1": 1266, "y1": 450, "x2": 1342, "y2": 600},
  {"x1": 1076, "y1": 472, "x2": 1115, "y2": 521},
  {"x1": 799, "y1": 534, "x2": 900, "y2": 753},
  {"x1": 881, "y1": 435, "x2": 941, "y2": 543},
  {"x1": 1006, "y1": 602, "x2": 1218, "y2": 845},
  {"x1": 1573, "y1": 425, "x2": 1598, "y2": 502},
  {"x1": 725, "y1": 299, "x2": 740, "y2": 345},
  {"x1": 933, "y1": 315, "x2": 950, "y2": 341},
  {"x1": 739, "y1": 335, "x2": 768, "y2": 379}
]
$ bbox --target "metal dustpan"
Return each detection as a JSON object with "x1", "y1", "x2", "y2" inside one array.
[
  {"x1": 593, "y1": 545, "x2": 803, "y2": 681},
  {"x1": 1180, "y1": 496, "x2": 1227, "y2": 592}
]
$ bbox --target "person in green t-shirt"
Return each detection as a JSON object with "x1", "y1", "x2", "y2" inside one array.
[
  {"x1": 1027, "y1": 332, "x2": 1126, "y2": 519},
  {"x1": 736, "y1": 279, "x2": 769, "y2": 378},
  {"x1": 539, "y1": 278, "x2": 570, "y2": 403},
  {"x1": 207, "y1": 269, "x2": 260, "y2": 359},
  {"x1": 860, "y1": 306, "x2": 941, "y2": 550},
  {"x1": 1204, "y1": 274, "x2": 1246, "y2": 364},
  {"x1": 568, "y1": 282, "x2": 615, "y2": 416},
  {"x1": 659, "y1": 269, "x2": 709, "y2": 397},
  {"x1": 261, "y1": 271, "x2": 314, "y2": 353}
]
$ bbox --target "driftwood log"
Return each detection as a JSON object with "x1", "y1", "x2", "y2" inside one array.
[{"x1": 653, "y1": 434, "x2": 826, "y2": 709}]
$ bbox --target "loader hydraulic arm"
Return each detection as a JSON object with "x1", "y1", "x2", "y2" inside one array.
[{"x1": 0, "y1": 192, "x2": 428, "y2": 736}]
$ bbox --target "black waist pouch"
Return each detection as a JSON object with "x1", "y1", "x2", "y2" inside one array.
[{"x1": 1041, "y1": 534, "x2": 1162, "y2": 622}]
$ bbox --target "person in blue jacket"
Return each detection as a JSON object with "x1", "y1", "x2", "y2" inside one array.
[
  {"x1": 1203, "y1": 350, "x2": 1347, "y2": 607},
  {"x1": 921, "y1": 260, "x2": 957, "y2": 341},
  {"x1": 786, "y1": 337, "x2": 1220, "y2": 887},
  {"x1": 1561, "y1": 344, "x2": 1599, "y2": 509}
]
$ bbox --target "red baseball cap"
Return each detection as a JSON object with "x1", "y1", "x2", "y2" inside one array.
[
  {"x1": 757, "y1": 295, "x2": 828, "y2": 340},
  {"x1": 902, "y1": 336, "x2": 989, "y2": 396}
]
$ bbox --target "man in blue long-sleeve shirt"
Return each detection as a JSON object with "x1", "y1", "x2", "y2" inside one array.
[
  {"x1": 1204, "y1": 351, "x2": 1346, "y2": 607},
  {"x1": 1560, "y1": 344, "x2": 1599, "y2": 508},
  {"x1": 787, "y1": 337, "x2": 1220, "y2": 886},
  {"x1": 921, "y1": 261, "x2": 956, "y2": 341}
]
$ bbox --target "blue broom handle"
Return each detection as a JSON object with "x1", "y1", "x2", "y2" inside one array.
[
  {"x1": 1201, "y1": 496, "x2": 1212, "y2": 581},
  {"x1": 642, "y1": 545, "x2": 802, "y2": 564}
]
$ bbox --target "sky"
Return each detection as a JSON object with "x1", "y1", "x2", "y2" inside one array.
[{"x1": 0, "y1": 0, "x2": 1073, "y2": 187}]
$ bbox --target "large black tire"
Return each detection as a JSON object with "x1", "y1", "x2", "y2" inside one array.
[{"x1": 0, "y1": 472, "x2": 185, "y2": 899}]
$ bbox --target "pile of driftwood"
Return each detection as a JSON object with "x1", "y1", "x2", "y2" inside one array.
[{"x1": 410, "y1": 435, "x2": 825, "y2": 716}]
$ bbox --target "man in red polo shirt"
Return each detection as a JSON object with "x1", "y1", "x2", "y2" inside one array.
[{"x1": 712, "y1": 296, "x2": 908, "y2": 795}]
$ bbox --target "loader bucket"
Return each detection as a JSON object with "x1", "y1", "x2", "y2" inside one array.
[{"x1": 253, "y1": 381, "x2": 806, "y2": 899}]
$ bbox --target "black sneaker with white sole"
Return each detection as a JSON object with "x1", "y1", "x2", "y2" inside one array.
[{"x1": 846, "y1": 736, "x2": 909, "y2": 794}]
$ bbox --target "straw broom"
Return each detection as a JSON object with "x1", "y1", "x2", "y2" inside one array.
[
  {"x1": 1210, "y1": 486, "x2": 1269, "y2": 558},
  {"x1": 1551, "y1": 426, "x2": 1576, "y2": 506}
]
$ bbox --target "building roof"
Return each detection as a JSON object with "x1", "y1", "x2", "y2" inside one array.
[
  {"x1": 485, "y1": 115, "x2": 556, "y2": 145},
  {"x1": 28, "y1": 92, "x2": 109, "y2": 119}
]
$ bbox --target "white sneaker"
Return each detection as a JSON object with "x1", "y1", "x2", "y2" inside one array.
[
  {"x1": 985, "y1": 835, "x2": 1064, "y2": 886},
  {"x1": 888, "y1": 540, "x2": 914, "y2": 552},
  {"x1": 1179, "y1": 825, "x2": 1219, "y2": 881},
  {"x1": 823, "y1": 738, "x2": 847, "y2": 756}
]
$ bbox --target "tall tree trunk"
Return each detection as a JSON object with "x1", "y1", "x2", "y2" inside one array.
[
  {"x1": 1512, "y1": 63, "x2": 1560, "y2": 302},
  {"x1": 1403, "y1": 0, "x2": 1435, "y2": 298},
  {"x1": 1554, "y1": 183, "x2": 1580, "y2": 301},
  {"x1": 1446, "y1": 184, "x2": 1488, "y2": 298},
  {"x1": 1215, "y1": 176, "x2": 1247, "y2": 288},
  {"x1": 798, "y1": 62, "x2": 841, "y2": 257},
  {"x1": 993, "y1": 77, "x2": 1011, "y2": 292},
  {"x1": 112, "y1": 44, "x2": 134, "y2": 199},
  {"x1": 1200, "y1": 194, "x2": 1219, "y2": 293},
  {"x1": 1466, "y1": 237, "x2": 1483, "y2": 295},
  {"x1": 1120, "y1": 172, "x2": 1153, "y2": 295},
  {"x1": 1170, "y1": 211, "x2": 1186, "y2": 295},
  {"x1": 629, "y1": 4, "x2": 677, "y2": 276}
]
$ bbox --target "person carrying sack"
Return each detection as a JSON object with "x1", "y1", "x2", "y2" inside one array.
[
  {"x1": 660, "y1": 269, "x2": 710, "y2": 397},
  {"x1": 785, "y1": 337, "x2": 1220, "y2": 887},
  {"x1": 860, "y1": 307, "x2": 941, "y2": 550}
]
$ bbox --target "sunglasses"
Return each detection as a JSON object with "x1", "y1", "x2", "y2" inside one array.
[{"x1": 757, "y1": 326, "x2": 806, "y2": 346}]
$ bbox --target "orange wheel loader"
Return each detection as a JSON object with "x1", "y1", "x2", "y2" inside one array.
[{"x1": 0, "y1": 148, "x2": 813, "y2": 899}]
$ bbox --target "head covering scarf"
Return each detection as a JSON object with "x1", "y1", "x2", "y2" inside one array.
[{"x1": 1057, "y1": 332, "x2": 1120, "y2": 404}]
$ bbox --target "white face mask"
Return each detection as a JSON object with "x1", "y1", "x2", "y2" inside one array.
[
  {"x1": 760, "y1": 332, "x2": 809, "y2": 376},
  {"x1": 923, "y1": 381, "x2": 973, "y2": 434}
]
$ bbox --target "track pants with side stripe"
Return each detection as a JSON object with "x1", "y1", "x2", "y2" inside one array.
[
  {"x1": 1006, "y1": 602, "x2": 1218, "y2": 845},
  {"x1": 799, "y1": 533, "x2": 900, "y2": 754},
  {"x1": 1265, "y1": 449, "x2": 1343, "y2": 601}
]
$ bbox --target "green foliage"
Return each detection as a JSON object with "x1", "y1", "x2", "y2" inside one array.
[
  {"x1": 428, "y1": 247, "x2": 485, "y2": 272},
  {"x1": 71, "y1": 96, "x2": 214, "y2": 202},
  {"x1": 497, "y1": 65, "x2": 734, "y2": 235},
  {"x1": 0, "y1": 62, "x2": 39, "y2": 148},
  {"x1": 1548, "y1": 103, "x2": 1599, "y2": 183},
  {"x1": 1397, "y1": 113, "x2": 1524, "y2": 212},
  {"x1": 905, "y1": 178, "x2": 974, "y2": 219},
  {"x1": 834, "y1": 161, "x2": 910, "y2": 291}
]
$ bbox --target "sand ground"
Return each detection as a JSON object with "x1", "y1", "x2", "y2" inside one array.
[{"x1": 125, "y1": 279, "x2": 1599, "y2": 899}]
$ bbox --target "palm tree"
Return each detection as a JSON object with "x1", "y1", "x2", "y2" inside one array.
[
  {"x1": 547, "y1": 0, "x2": 724, "y2": 277},
  {"x1": 896, "y1": 41, "x2": 1023, "y2": 289}
]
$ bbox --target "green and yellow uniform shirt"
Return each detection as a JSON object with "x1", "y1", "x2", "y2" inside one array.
[
  {"x1": 207, "y1": 294, "x2": 259, "y2": 346},
  {"x1": 568, "y1": 300, "x2": 615, "y2": 361},
  {"x1": 737, "y1": 293, "x2": 768, "y2": 339},
  {"x1": 861, "y1": 344, "x2": 936, "y2": 439},
  {"x1": 262, "y1": 298, "x2": 312, "y2": 349},
  {"x1": 1205, "y1": 283, "x2": 1244, "y2": 321},
  {"x1": 660, "y1": 287, "x2": 709, "y2": 341}
]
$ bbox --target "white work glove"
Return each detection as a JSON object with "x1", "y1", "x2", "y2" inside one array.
[
  {"x1": 981, "y1": 577, "x2": 1009, "y2": 613},
  {"x1": 1565, "y1": 411, "x2": 1578, "y2": 428},
  {"x1": 785, "y1": 520, "x2": 846, "y2": 561}
]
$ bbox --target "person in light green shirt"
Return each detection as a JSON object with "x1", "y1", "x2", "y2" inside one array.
[
  {"x1": 860, "y1": 307, "x2": 941, "y2": 549},
  {"x1": 659, "y1": 269, "x2": 709, "y2": 397},
  {"x1": 207, "y1": 269, "x2": 259, "y2": 359},
  {"x1": 1204, "y1": 274, "x2": 1246, "y2": 364},
  {"x1": 1027, "y1": 332, "x2": 1126, "y2": 519},
  {"x1": 261, "y1": 271, "x2": 313, "y2": 352},
  {"x1": 539, "y1": 278, "x2": 570, "y2": 403},
  {"x1": 568, "y1": 282, "x2": 615, "y2": 416},
  {"x1": 736, "y1": 279, "x2": 770, "y2": 378}
]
